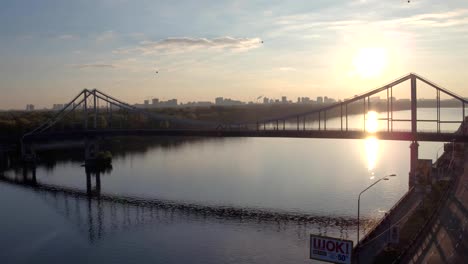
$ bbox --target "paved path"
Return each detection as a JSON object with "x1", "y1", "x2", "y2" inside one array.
[{"x1": 406, "y1": 151, "x2": 468, "y2": 263}]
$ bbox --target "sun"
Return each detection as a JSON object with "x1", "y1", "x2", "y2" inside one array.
[{"x1": 352, "y1": 47, "x2": 388, "y2": 78}]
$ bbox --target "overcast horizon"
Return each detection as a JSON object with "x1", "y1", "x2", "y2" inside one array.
[{"x1": 2, "y1": 0, "x2": 468, "y2": 109}]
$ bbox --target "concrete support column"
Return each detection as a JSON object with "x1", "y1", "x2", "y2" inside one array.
[
  {"x1": 84, "y1": 90, "x2": 88, "y2": 130},
  {"x1": 93, "y1": 90, "x2": 97, "y2": 129},
  {"x1": 409, "y1": 141, "x2": 419, "y2": 188},
  {"x1": 411, "y1": 75, "x2": 417, "y2": 136},
  {"x1": 86, "y1": 169, "x2": 92, "y2": 195},
  {"x1": 85, "y1": 138, "x2": 99, "y2": 162}
]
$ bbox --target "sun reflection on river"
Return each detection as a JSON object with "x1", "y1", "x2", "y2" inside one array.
[
  {"x1": 365, "y1": 137, "x2": 379, "y2": 174},
  {"x1": 365, "y1": 111, "x2": 379, "y2": 176}
]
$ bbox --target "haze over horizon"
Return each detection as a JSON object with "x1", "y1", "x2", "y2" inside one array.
[{"x1": 1, "y1": 0, "x2": 468, "y2": 109}]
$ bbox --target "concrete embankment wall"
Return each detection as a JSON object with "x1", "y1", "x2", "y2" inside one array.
[
  {"x1": 354, "y1": 117, "x2": 468, "y2": 263},
  {"x1": 353, "y1": 187, "x2": 422, "y2": 264}
]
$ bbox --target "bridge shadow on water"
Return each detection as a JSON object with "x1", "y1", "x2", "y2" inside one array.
[{"x1": 0, "y1": 151, "x2": 364, "y2": 244}]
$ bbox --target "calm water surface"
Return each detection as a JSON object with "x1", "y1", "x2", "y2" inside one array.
[{"x1": 0, "y1": 109, "x2": 458, "y2": 263}]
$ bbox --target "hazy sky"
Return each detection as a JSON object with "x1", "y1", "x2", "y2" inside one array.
[{"x1": 1, "y1": 0, "x2": 468, "y2": 109}]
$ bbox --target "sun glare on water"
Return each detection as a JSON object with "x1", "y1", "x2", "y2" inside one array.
[
  {"x1": 365, "y1": 111, "x2": 379, "y2": 172},
  {"x1": 353, "y1": 47, "x2": 388, "y2": 78},
  {"x1": 365, "y1": 137, "x2": 379, "y2": 172}
]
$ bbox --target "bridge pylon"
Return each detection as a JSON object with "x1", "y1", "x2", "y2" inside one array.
[{"x1": 409, "y1": 141, "x2": 419, "y2": 189}]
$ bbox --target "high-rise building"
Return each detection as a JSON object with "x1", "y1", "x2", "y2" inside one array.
[
  {"x1": 152, "y1": 98, "x2": 159, "y2": 105},
  {"x1": 317, "y1": 96, "x2": 323, "y2": 104},
  {"x1": 263, "y1": 97, "x2": 269, "y2": 104},
  {"x1": 166, "y1": 99, "x2": 178, "y2": 107},
  {"x1": 26, "y1": 104, "x2": 35, "y2": 111},
  {"x1": 215, "y1": 97, "x2": 224, "y2": 105},
  {"x1": 282, "y1": 96, "x2": 287, "y2": 104}
]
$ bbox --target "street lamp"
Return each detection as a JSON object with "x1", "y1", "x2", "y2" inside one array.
[{"x1": 357, "y1": 173, "x2": 396, "y2": 245}]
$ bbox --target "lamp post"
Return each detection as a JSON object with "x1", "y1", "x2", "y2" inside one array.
[{"x1": 357, "y1": 174, "x2": 396, "y2": 246}]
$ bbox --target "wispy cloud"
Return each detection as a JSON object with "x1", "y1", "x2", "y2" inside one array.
[
  {"x1": 96, "y1": 30, "x2": 116, "y2": 43},
  {"x1": 276, "y1": 67, "x2": 297, "y2": 72},
  {"x1": 274, "y1": 8, "x2": 468, "y2": 34},
  {"x1": 72, "y1": 63, "x2": 116, "y2": 69},
  {"x1": 115, "y1": 36, "x2": 263, "y2": 55},
  {"x1": 57, "y1": 34, "x2": 78, "y2": 40}
]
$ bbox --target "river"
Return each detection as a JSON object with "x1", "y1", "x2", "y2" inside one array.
[{"x1": 0, "y1": 108, "x2": 462, "y2": 263}]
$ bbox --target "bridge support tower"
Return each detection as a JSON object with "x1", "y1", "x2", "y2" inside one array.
[
  {"x1": 86, "y1": 167, "x2": 101, "y2": 196},
  {"x1": 84, "y1": 138, "x2": 100, "y2": 163},
  {"x1": 409, "y1": 141, "x2": 419, "y2": 188}
]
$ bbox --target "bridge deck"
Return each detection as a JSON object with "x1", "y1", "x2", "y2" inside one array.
[{"x1": 22, "y1": 129, "x2": 468, "y2": 142}]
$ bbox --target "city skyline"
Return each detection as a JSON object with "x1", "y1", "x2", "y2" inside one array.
[
  {"x1": 2, "y1": 1, "x2": 468, "y2": 109},
  {"x1": 21, "y1": 93, "x2": 466, "y2": 112}
]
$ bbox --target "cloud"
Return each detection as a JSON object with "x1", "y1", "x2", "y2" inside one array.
[
  {"x1": 380, "y1": 9, "x2": 468, "y2": 28},
  {"x1": 275, "y1": 8, "x2": 468, "y2": 34},
  {"x1": 96, "y1": 30, "x2": 116, "y2": 43},
  {"x1": 72, "y1": 63, "x2": 116, "y2": 69},
  {"x1": 276, "y1": 67, "x2": 297, "y2": 71},
  {"x1": 115, "y1": 36, "x2": 263, "y2": 54},
  {"x1": 57, "y1": 34, "x2": 78, "y2": 40}
]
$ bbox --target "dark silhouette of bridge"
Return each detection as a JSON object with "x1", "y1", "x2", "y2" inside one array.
[
  {"x1": 22, "y1": 73, "x2": 468, "y2": 143},
  {"x1": 20, "y1": 73, "x2": 468, "y2": 189}
]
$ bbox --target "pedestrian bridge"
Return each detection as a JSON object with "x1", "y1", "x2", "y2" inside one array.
[{"x1": 22, "y1": 73, "x2": 468, "y2": 143}]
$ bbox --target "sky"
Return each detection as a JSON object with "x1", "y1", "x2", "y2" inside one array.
[{"x1": 1, "y1": 0, "x2": 468, "y2": 109}]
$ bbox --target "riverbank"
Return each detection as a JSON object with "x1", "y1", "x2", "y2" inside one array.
[
  {"x1": 397, "y1": 143, "x2": 468, "y2": 262},
  {"x1": 354, "y1": 119, "x2": 467, "y2": 263}
]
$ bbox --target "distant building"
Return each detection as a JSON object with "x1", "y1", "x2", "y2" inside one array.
[
  {"x1": 165, "y1": 99, "x2": 178, "y2": 107},
  {"x1": 215, "y1": 97, "x2": 224, "y2": 105},
  {"x1": 297, "y1": 97, "x2": 301, "y2": 103},
  {"x1": 317, "y1": 96, "x2": 323, "y2": 104},
  {"x1": 324, "y1": 96, "x2": 336, "y2": 103},
  {"x1": 183, "y1": 101, "x2": 213, "y2": 107},
  {"x1": 134, "y1": 98, "x2": 178, "y2": 108},
  {"x1": 263, "y1": 97, "x2": 269, "y2": 104},
  {"x1": 214, "y1": 97, "x2": 243, "y2": 106},
  {"x1": 52, "y1": 104, "x2": 65, "y2": 110},
  {"x1": 26, "y1": 104, "x2": 34, "y2": 111},
  {"x1": 281, "y1": 96, "x2": 287, "y2": 104}
]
